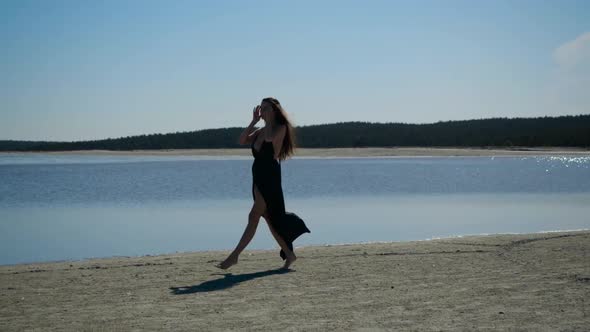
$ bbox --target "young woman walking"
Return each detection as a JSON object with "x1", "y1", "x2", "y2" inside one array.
[{"x1": 216, "y1": 97, "x2": 310, "y2": 270}]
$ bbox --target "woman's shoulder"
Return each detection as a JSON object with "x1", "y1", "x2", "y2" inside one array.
[
  {"x1": 275, "y1": 124, "x2": 287, "y2": 135},
  {"x1": 271, "y1": 125, "x2": 286, "y2": 141}
]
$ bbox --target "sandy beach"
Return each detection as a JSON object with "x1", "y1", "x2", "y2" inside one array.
[{"x1": 1, "y1": 230, "x2": 588, "y2": 331}]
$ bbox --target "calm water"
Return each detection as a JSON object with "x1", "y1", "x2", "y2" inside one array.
[{"x1": 1, "y1": 153, "x2": 589, "y2": 265}]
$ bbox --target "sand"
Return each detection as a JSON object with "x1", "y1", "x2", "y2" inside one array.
[
  {"x1": 1, "y1": 230, "x2": 589, "y2": 331},
  {"x1": 4, "y1": 146, "x2": 590, "y2": 157}
]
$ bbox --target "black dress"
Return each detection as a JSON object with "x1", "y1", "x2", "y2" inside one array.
[{"x1": 251, "y1": 136, "x2": 310, "y2": 260}]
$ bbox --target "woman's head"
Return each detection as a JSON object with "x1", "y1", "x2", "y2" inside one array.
[{"x1": 261, "y1": 97, "x2": 296, "y2": 160}]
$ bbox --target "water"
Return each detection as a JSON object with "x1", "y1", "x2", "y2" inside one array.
[{"x1": 1, "y1": 153, "x2": 589, "y2": 265}]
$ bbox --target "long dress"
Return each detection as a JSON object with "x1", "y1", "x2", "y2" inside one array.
[{"x1": 251, "y1": 137, "x2": 311, "y2": 260}]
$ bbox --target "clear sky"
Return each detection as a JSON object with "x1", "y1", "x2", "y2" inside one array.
[{"x1": 1, "y1": 0, "x2": 589, "y2": 141}]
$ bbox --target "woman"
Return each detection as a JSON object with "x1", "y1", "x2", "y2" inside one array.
[{"x1": 216, "y1": 97, "x2": 310, "y2": 270}]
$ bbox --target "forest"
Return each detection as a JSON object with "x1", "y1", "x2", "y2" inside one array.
[{"x1": 1, "y1": 114, "x2": 589, "y2": 151}]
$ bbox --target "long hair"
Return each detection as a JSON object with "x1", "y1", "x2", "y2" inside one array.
[{"x1": 262, "y1": 97, "x2": 296, "y2": 161}]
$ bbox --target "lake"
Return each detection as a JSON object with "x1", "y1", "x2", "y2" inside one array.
[{"x1": 1, "y1": 153, "x2": 589, "y2": 265}]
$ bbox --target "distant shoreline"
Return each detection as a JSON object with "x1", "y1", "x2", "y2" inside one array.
[{"x1": 2, "y1": 146, "x2": 589, "y2": 157}]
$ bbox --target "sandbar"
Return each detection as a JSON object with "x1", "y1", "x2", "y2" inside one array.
[{"x1": 4, "y1": 146, "x2": 590, "y2": 157}]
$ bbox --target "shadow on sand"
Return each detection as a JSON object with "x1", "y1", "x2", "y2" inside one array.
[{"x1": 170, "y1": 268, "x2": 292, "y2": 294}]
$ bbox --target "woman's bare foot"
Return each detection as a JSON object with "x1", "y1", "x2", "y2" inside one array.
[
  {"x1": 215, "y1": 255, "x2": 238, "y2": 270},
  {"x1": 282, "y1": 253, "x2": 297, "y2": 269}
]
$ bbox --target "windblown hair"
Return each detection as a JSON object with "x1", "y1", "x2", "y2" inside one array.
[{"x1": 262, "y1": 97, "x2": 296, "y2": 161}]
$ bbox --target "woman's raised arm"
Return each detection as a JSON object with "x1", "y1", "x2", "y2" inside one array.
[{"x1": 238, "y1": 106, "x2": 262, "y2": 145}]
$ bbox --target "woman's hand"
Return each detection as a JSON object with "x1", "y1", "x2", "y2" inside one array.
[{"x1": 252, "y1": 105, "x2": 261, "y2": 124}]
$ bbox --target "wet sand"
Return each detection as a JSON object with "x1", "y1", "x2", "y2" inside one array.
[{"x1": 1, "y1": 230, "x2": 589, "y2": 331}]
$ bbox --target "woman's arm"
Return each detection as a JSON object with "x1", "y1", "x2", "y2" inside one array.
[
  {"x1": 238, "y1": 106, "x2": 262, "y2": 145},
  {"x1": 238, "y1": 122, "x2": 261, "y2": 145}
]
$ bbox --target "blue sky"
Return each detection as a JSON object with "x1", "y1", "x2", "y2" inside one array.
[{"x1": 1, "y1": 0, "x2": 589, "y2": 141}]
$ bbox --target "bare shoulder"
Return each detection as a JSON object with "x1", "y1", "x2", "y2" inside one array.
[
  {"x1": 273, "y1": 124, "x2": 287, "y2": 140},
  {"x1": 271, "y1": 125, "x2": 287, "y2": 159},
  {"x1": 277, "y1": 124, "x2": 287, "y2": 133}
]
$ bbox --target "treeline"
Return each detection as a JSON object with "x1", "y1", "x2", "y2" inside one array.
[{"x1": 1, "y1": 115, "x2": 589, "y2": 151}]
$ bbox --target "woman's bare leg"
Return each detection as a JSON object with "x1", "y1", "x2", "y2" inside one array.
[
  {"x1": 216, "y1": 200, "x2": 264, "y2": 269},
  {"x1": 262, "y1": 212, "x2": 297, "y2": 269},
  {"x1": 217, "y1": 184, "x2": 296, "y2": 269},
  {"x1": 251, "y1": 184, "x2": 295, "y2": 264}
]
